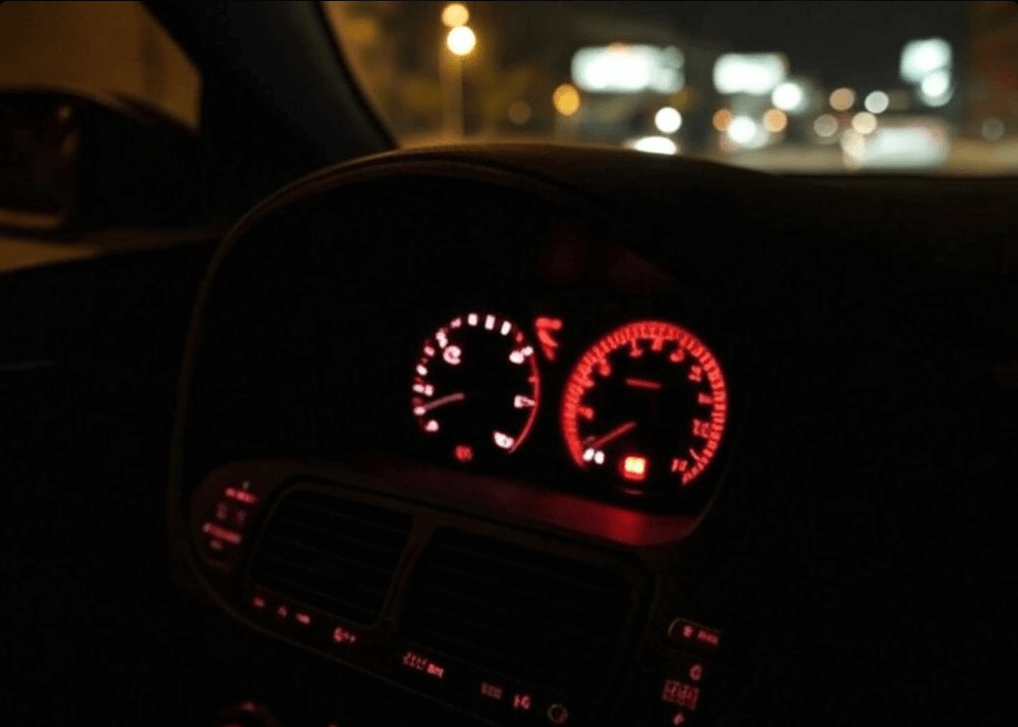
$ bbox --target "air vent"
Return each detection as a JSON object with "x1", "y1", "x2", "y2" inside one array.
[
  {"x1": 250, "y1": 489, "x2": 412, "y2": 625},
  {"x1": 402, "y1": 529, "x2": 634, "y2": 693}
]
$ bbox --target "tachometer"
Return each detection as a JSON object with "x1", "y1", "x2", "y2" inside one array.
[
  {"x1": 412, "y1": 313, "x2": 540, "y2": 464},
  {"x1": 561, "y1": 320, "x2": 728, "y2": 494}
]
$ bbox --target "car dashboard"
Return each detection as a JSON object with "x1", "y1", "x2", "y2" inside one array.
[{"x1": 162, "y1": 145, "x2": 1016, "y2": 727}]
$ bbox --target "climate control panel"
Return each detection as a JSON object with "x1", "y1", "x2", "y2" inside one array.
[{"x1": 184, "y1": 463, "x2": 735, "y2": 727}]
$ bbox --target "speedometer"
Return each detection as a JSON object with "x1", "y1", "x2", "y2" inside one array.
[{"x1": 561, "y1": 320, "x2": 728, "y2": 494}]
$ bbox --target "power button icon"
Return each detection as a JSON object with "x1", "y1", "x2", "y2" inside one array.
[{"x1": 547, "y1": 703, "x2": 569, "y2": 724}]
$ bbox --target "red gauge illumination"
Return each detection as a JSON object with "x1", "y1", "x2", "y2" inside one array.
[
  {"x1": 561, "y1": 320, "x2": 728, "y2": 492},
  {"x1": 412, "y1": 313, "x2": 540, "y2": 463}
]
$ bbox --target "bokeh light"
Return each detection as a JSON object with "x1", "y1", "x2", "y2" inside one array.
[
  {"x1": 441, "y1": 3, "x2": 469, "y2": 28},
  {"x1": 814, "y1": 114, "x2": 838, "y2": 138},
  {"x1": 712, "y1": 108, "x2": 733, "y2": 132},
  {"x1": 446, "y1": 26, "x2": 476, "y2": 56},
  {"x1": 763, "y1": 108, "x2": 788, "y2": 133},
  {"x1": 851, "y1": 111, "x2": 878, "y2": 135},
  {"x1": 654, "y1": 107, "x2": 682, "y2": 134},
  {"x1": 864, "y1": 91, "x2": 889, "y2": 114},
  {"x1": 829, "y1": 87, "x2": 856, "y2": 111},
  {"x1": 552, "y1": 83, "x2": 581, "y2": 116}
]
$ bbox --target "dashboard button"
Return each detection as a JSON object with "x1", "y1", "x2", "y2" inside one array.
[
  {"x1": 546, "y1": 703, "x2": 569, "y2": 724},
  {"x1": 661, "y1": 679, "x2": 700, "y2": 711},
  {"x1": 667, "y1": 618, "x2": 722, "y2": 653}
]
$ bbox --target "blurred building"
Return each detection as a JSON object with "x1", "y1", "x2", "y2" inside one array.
[
  {"x1": 964, "y1": 1, "x2": 1018, "y2": 137},
  {"x1": 552, "y1": 3, "x2": 726, "y2": 154}
]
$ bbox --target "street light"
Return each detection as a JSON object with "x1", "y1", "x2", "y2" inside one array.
[
  {"x1": 441, "y1": 25, "x2": 475, "y2": 139},
  {"x1": 442, "y1": 3, "x2": 469, "y2": 28},
  {"x1": 446, "y1": 26, "x2": 476, "y2": 57}
]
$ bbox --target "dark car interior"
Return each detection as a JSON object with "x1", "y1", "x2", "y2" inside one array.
[{"x1": 2, "y1": 3, "x2": 1015, "y2": 726}]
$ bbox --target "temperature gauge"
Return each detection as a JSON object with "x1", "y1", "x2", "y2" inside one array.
[
  {"x1": 412, "y1": 313, "x2": 540, "y2": 463},
  {"x1": 561, "y1": 320, "x2": 728, "y2": 494}
]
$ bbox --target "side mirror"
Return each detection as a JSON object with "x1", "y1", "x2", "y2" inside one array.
[{"x1": 0, "y1": 88, "x2": 206, "y2": 233}]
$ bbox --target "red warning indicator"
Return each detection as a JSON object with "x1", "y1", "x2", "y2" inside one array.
[
  {"x1": 622, "y1": 455, "x2": 647, "y2": 481},
  {"x1": 534, "y1": 316, "x2": 563, "y2": 361}
]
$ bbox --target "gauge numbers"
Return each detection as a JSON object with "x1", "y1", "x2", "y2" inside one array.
[
  {"x1": 412, "y1": 313, "x2": 540, "y2": 464},
  {"x1": 561, "y1": 320, "x2": 728, "y2": 493}
]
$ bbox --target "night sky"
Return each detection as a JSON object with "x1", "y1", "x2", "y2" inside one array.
[{"x1": 607, "y1": 1, "x2": 967, "y2": 91}]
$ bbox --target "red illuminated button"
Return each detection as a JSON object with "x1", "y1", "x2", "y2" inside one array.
[
  {"x1": 224, "y1": 486, "x2": 259, "y2": 505},
  {"x1": 547, "y1": 703, "x2": 569, "y2": 724},
  {"x1": 667, "y1": 618, "x2": 721, "y2": 652},
  {"x1": 479, "y1": 682, "x2": 505, "y2": 701},
  {"x1": 251, "y1": 595, "x2": 267, "y2": 610},
  {"x1": 695, "y1": 628, "x2": 720, "y2": 649},
  {"x1": 512, "y1": 694, "x2": 533, "y2": 711},
  {"x1": 662, "y1": 679, "x2": 700, "y2": 712},
  {"x1": 331, "y1": 626, "x2": 358, "y2": 645},
  {"x1": 671, "y1": 711, "x2": 689, "y2": 726},
  {"x1": 201, "y1": 521, "x2": 242, "y2": 546}
]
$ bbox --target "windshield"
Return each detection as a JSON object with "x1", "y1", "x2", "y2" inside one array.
[{"x1": 326, "y1": 0, "x2": 1018, "y2": 174}]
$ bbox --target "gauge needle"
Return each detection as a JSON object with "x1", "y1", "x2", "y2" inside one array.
[
  {"x1": 417, "y1": 392, "x2": 466, "y2": 413},
  {"x1": 625, "y1": 377, "x2": 663, "y2": 390},
  {"x1": 586, "y1": 421, "x2": 637, "y2": 450}
]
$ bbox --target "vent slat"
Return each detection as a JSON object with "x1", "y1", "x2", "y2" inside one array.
[
  {"x1": 250, "y1": 490, "x2": 411, "y2": 626},
  {"x1": 258, "y1": 552, "x2": 393, "y2": 593},
  {"x1": 403, "y1": 529, "x2": 632, "y2": 694},
  {"x1": 432, "y1": 540, "x2": 623, "y2": 599},
  {"x1": 410, "y1": 598, "x2": 613, "y2": 663},
  {"x1": 411, "y1": 570, "x2": 618, "y2": 631},
  {"x1": 262, "y1": 533, "x2": 400, "y2": 578},
  {"x1": 287, "y1": 500, "x2": 411, "y2": 537},
  {"x1": 418, "y1": 561, "x2": 622, "y2": 622},
  {"x1": 274, "y1": 513, "x2": 408, "y2": 554}
]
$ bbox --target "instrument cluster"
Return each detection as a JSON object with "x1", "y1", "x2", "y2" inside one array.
[{"x1": 407, "y1": 307, "x2": 732, "y2": 509}]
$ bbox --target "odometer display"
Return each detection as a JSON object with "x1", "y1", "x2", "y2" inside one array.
[{"x1": 561, "y1": 320, "x2": 728, "y2": 494}]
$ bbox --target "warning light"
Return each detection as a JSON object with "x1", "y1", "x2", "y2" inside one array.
[
  {"x1": 534, "y1": 316, "x2": 563, "y2": 361},
  {"x1": 622, "y1": 455, "x2": 647, "y2": 481},
  {"x1": 454, "y1": 445, "x2": 473, "y2": 462}
]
